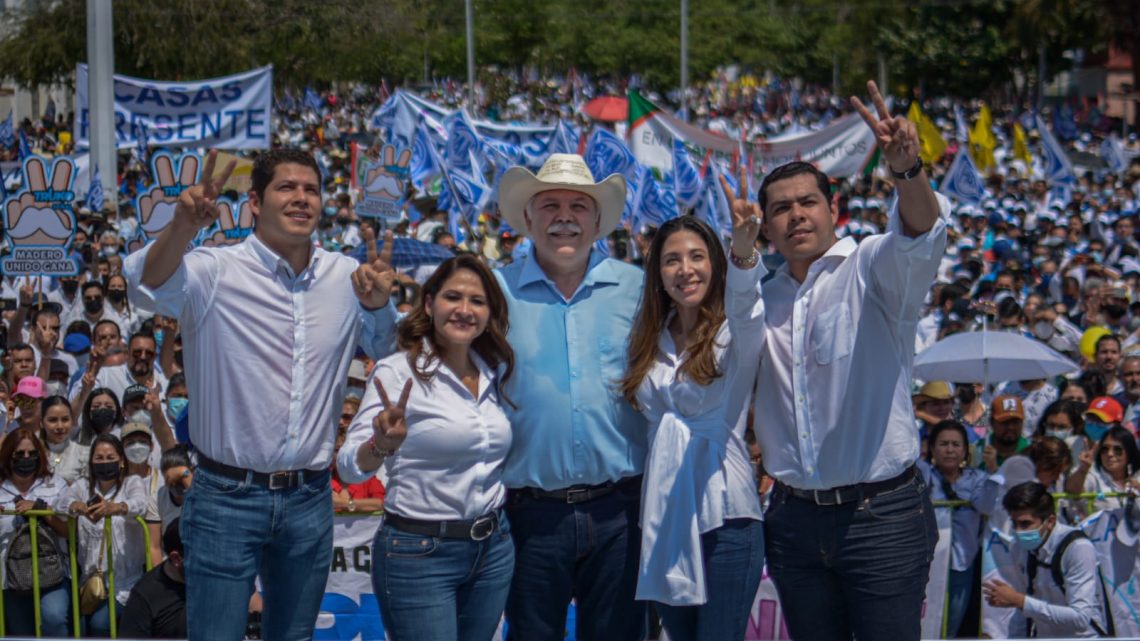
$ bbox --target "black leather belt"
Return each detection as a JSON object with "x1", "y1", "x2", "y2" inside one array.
[
  {"x1": 514, "y1": 475, "x2": 642, "y2": 505},
  {"x1": 197, "y1": 455, "x2": 325, "y2": 491},
  {"x1": 780, "y1": 466, "x2": 917, "y2": 506},
  {"x1": 384, "y1": 511, "x2": 500, "y2": 541}
]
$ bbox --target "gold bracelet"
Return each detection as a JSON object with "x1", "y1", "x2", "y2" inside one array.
[{"x1": 730, "y1": 249, "x2": 760, "y2": 269}]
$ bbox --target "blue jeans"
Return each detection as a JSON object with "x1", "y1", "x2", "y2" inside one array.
[
  {"x1": 504, "y1": 481, "x2": 646, "y2": 641},
  {"x1": 373, "y1": 513, "x2": 514, "y2": 641},
  {"x1": 764, "y1": 475, "x2": 937, "y2": 641},
  {"x1": 3, "y1": 579, "x2": 72, "y2": 637},
  {"x1": 946, "y1": 564, "x2": 977, "y2": 637},
  {"x1": 181, "y1": 466, "x2": 333, "y2": 641},
  {"x1": 85, "y1": 596, "x2": 120, "y2": 638},
  {"x1": 654, "y1": 518, "x2": 765, "y2": 641}
]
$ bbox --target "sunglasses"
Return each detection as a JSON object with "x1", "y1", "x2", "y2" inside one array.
[
  {"x1": 13, "y1": 395, "x2": 39, "y2": 409},
  {"x1": 132, "y1": 349, "x2": 156, "y2": 358},
  {"x1": 13, "y1": 450, "x2": 37, "y2": 459}
]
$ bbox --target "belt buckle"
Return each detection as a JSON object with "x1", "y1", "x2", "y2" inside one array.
[
  {"x1": 812, "y1": 488, "x2": 842, "y2": 506},
  {"x1": 470, "y1": 515, "x2": 495, "y2": 541},
  {"x1": 564, "y1": 488, "x2": 590, "y2": 504},
  {"x1": 268, "y1": 471, "x2": 293, "y2": 491}
]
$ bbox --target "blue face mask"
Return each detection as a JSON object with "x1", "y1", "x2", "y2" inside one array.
[
  {"x1": 1085, "y1": 420, "x2": 1109, "y2": 442},
  {"x1": 154, "y1": 329, "x2": 164, "y2": 349},
  {"x1": 167, "y1": 397, "x2": 189, "y2": 419},
  {"x1": 1015, "y1": 525, "x2": 1046, "y2": 551},
  {"x1": 324, "y1": 206, "x2": 337, "y2": 216}
]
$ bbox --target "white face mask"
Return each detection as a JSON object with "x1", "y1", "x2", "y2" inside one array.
[
  {"x1": 125, "y1": 442, "x2": 151, "y2": 465},
  {"x1": 129, "y1": 410, "x2": 152, "y2": 428},
  {"x1": 43, "y1": 381, "x2": 67, "y2": 397}
]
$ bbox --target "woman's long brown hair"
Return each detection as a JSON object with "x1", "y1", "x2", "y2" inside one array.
[
  {"x1": 397, "y1": 254, "x2": 516, "y2": 408},
  {"x1": 620, "y1": 216, "x2": 728, "y2": 410}
]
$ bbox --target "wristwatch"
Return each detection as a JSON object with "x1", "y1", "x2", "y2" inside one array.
[
  {"x1": 890, "y1": 156, "x2": 924, "y2": 181},
  {"x1": 347, "y1": 499, "x2": 356, "y2": 512}
]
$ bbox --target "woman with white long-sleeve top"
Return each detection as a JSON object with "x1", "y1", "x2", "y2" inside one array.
[
  {"x1": 56, "y1": 433, "x2": 148, "y2": 638},
  {"x1": 337, "y1": 254, "x2": 515, "y2": 641},
  {"x1": 619, "y1": 188, "x2": 766, "y2": 641}
]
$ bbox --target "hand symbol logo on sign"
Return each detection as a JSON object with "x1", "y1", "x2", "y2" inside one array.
[
  {"x1": 136, "y1": 152, "x2": 201, "y2": 241},
  {"x1": 4, "y1": 157, "x2": 75, "y2": 246},
  {"x1": 358, "y1": 144, "x2": 411, "y2": 219},
  {"x1": 201, "y1": 197, "x2": 255, "y2": 247}
]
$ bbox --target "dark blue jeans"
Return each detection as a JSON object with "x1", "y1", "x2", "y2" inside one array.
[
  {"x1": 654, "y1": 518, "x2": 765, "y2": 641},
  {"x1": 373, "y1": 514, "x2": 514, "y2": 641},
  {"x1": 504, "y1": 481, "x2": 646, "y2": 641},
  {"x1": 764, "y1": 475, "x2": 936, "y2": 641},
  {"x1": 3, "y1": 579, "x2": 72, "y2": 637},
  {"x1": 181, "y1": 466, "x2": 334, "y2": 641}
]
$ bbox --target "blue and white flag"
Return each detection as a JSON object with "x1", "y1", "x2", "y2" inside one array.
[
  {"x1": 410, "y1": 124, "x2": 442, "y2": 193},
  {"x1": 546, "y1": 120, "x2": 580, "y2": 157},
  {"x1": 448, "y1": 151, "x2": 492, "y2": 224},
  {"x1": 672, "y1": 139, "x2": 702, "y2": 210},
  {"x1": 85, "y1": 164, "x2": 105, "y2": 212},
  {"x1": 1034, "y1": 114, "x2": 1076, "y2": 185},
  {"x1": 954, "y1": 104, "x2": 970, "y2": 142},
  {"x1": 17, "y1": 128, "x2": 31, "y2": 161},
  {"x1": 939, "y1": 148, "x2": 985, "y2": 205},
  {"x1": 1101, "y1": 135, "x2": 1128, "y2": 173},
  {"x1": 696, "y1": 162, "x2": 732, "y2": 236},
  {"x1": 444, "y1": 110, "x2": 484, "y2": 174},
  {"x1": 304, "y1": 87, "x2": 323, "y2": 114},
  {"x1": 135, "y1": 122, "x2": 150, "y2": 167},
  {"x1": 585, "y1": 128, "x2": 637, "y2": 182},
  {"x1": 0, "y1": 112, "x2": 14, "y2": 148}
]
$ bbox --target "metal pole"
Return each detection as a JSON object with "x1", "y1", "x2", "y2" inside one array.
[
  {"x1": 680, "y1": 0, "x2": 688, "y2": 122},
  {"x1": 465, "y1": 0, "x2": 475, "y2": 110},
  {"x1": 86, "y1": 0, "x2": 116, "y2": 215}
]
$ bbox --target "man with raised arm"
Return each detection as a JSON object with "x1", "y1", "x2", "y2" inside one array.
[
  {"x1": 124, "y1": 148, "x2": 399, "y2": 641},
  {"x1": 750, "y1": 81, "x2": 949, "y2": 640}
]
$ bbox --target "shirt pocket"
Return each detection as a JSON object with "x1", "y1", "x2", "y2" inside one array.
[{"x1": 811, "y1": 302, "x2": 853, "y2": 365}]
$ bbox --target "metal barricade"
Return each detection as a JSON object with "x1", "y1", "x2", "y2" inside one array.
[{"x1": 0, "y1": 509, "x2": 154, "y2": 639}]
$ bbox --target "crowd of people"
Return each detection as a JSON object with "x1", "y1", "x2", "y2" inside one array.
[{"x1": 0, "y1": 69, "x2": 1136, "y2": 641}]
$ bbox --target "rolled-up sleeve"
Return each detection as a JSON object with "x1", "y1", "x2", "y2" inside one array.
[
  {"x1": 864, "y1": 192, "x2": 951, "y2": 321},
  {"x1": 1022, "y1": 539, "x2": 1103, "y2": 635},
  {"x1": 123, "y1": 244, "x2": 219, "y2": 330},
  {"x1": 357, "y1": 304, "x2": 400, "y2": 361}
]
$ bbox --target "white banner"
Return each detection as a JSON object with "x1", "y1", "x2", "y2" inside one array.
[
  {"x1": 922, "y1": 507, "x2": 954, "y2": 638},
  {"x1": 751, "y1": 113, "x2": 876, "y2": 179},
  {"x1": 318, "y1": 515, "x2": 385, "y2": 641},
  {"x1": 74, "y1": 64, "x2": 273, "y2": 150}
]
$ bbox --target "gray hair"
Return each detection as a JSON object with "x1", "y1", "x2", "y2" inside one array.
[{"x1": 524, "y1": 192, "x2": 601, "y2": 226}]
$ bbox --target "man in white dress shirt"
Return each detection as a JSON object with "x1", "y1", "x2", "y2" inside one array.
[
  {"x1": 752, "y1": 81, "x2": 946, "y2": 641},
  {"x1": 125, "y1": 148, "x2": 399, "y2": 641}
]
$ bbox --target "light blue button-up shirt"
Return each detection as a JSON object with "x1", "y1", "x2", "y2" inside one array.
[{"x1": 495, "y1": 249, "x2": 647, "y2": 490}]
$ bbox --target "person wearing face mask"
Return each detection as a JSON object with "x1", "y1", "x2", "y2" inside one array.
[
  {"x1": 62, "y1": 281, "x2": 118, "y2": 336},
  {"x1": 75, "y1": 388, "x2": 124, "y2": 446},
  {"x1": 1033, "y1": 400, "x2": 1090, "y2": 466},
  {"x1": 155, "y1": 446, "x2": 192, "y2": 533},
  {"x1": 56, "y1": 433, "x2": 148, "y2": 637},
  {"x1": 0, "y1": 428, "x2": 71, "y2": 637},
  {"x1": 119, "y1": 519, "x2": 188, "y2": 639},
  {"x1": 122, "y1": 422, "x2": 165, "y2": 567},
  {"x1": 40, "y1": 395, "x2": 87, "y2": 484},
  {"x1": 106, "y1": 274, "x2": 144, "y2": 337},
  {"x1": 984, "y1": 482, "x2": 1110, "y2": 638},
  {"x1": 1099, "y1": 284, "x2": 1132, "y2": 336},
  {"x1": 164, "y1": 374, "x2": 189, "y2": 428},
  {"x1": 48, "y1": 275, "x2": 82, "y2": 313},
  {"x1": 953, "y1": 381, "x2": 989, "y2": 440},
  {"x1": 344, "y1": 359, "x2": 368, "y2": 402}
]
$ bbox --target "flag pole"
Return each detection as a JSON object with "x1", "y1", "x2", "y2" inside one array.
[
  {"x1": 465, "y1": 0, "x2": 476, "y2": 113},
  {"x1": 680, "y1": 0, "x2": 688, "y2": 123}
]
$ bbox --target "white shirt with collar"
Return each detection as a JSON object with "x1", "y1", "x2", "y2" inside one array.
[
  {"x1": 124, "y1": 234, "x2": 397, "y2": 473},
  {"x1": 753, "y1": 194, "x2": 950, "y2": 490},
  {"x1": 635, "y1": 259, "x2": 766, "y2": 606},
  {"x1": 337, "y1": 348, "x2": 511, "y2": 521},
  {"x1": 1006, "y1": 522, "x2": 1107, "y2": 638}
]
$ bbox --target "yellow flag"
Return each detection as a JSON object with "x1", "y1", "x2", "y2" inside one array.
[
  {"x1": 968, "y1": 104, "x2": 997, "y2": 172},
  {"x1": 907, "y1": 102, "x2": 947, "y2": 165},
  {"x1": 1013, "y1": 123, "x2": 1032, "y2": 166}
]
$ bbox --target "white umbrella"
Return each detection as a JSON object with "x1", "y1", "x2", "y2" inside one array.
[{"x1": 914, "y1": 329, "x2": 1079, "y2": 385}]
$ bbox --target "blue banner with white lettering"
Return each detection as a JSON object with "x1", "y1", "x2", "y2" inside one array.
[{"x1": 74, "y1": 64, "x2": 273, "y2": 150}]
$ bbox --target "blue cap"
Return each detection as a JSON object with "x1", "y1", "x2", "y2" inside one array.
[{"x1": 63, "y1": 333, "x2": 91, "y2": 354}]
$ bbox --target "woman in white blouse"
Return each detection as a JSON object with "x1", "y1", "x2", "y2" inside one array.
[
  {"x1": 337, "y1": 254, "x2": 515, "y2": 641},
  {"x1": 56, "y1": 433, "x2": 148, "y2": 637},
  {"x1": 619, "y1": 187, "x2": 766, "y2": 641},
  {"x1": 39, "y1": 395, "x2": 87, "y2": 484},
  {"x1": 1065, "y1": 425, "x2": 1140, "y2": 517},
  {"x1": 0, "y1": 428, "x2": 70, "y2": 636}
]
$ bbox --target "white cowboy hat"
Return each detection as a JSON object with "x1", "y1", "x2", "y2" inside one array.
[{"x1": 498, "y1": 153, "x2": 626, "y2": 239}]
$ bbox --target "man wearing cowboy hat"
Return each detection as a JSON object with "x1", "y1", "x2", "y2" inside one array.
[
  {"x1": 493, "y1": 153, "x2": 648, "y2": 641},
  {"x1": 341, "y1": 152, "x2": 647, "y2": 638}
]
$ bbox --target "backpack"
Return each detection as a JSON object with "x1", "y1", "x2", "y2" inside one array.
[
  {"x1": 1026, "y1": 529, "x2": 1115, "y2": 638},
  {"x1": 5, "y1": 518, "x2": 66, "y2": 595}
]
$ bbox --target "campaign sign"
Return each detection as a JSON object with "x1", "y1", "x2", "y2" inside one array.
[
  {"x1": 75, "y1": 64, "x2": 273, "y2": 150},
  {"x1": 1, "y1": 156, "x2": 80, "y2": 275}
]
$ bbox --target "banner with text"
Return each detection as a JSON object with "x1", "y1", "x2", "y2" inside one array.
[{"x1": 74, "y1": 64, "x2": 273, "y2": 150}]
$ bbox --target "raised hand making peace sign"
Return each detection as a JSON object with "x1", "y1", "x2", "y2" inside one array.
[
  {"x1": 371, "y1": 374, "x2": 413, "y2": 456},
  {"x1": 170, "y1": 150, "x2": 238, "y2": 234},
  {"x1": 850, "y1": 80, "x2": 920, "y2": 174},
  {"x1": 719, "y1": 167, "x2": 762, "y2": 262}
]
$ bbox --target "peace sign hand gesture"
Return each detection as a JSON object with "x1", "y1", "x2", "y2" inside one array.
[
  {"x1": 371, "y1": 375, "x2": 413, "y2": 455},
  {"x1": 719, "y1": 167, "x2": 762, "y2": 262},
  {"x1": 172, "y1": 150, "x2": 237, "y2": 233},
  {"x1": 850, "y1": 80, "x2": 920, "y2": 174}
]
